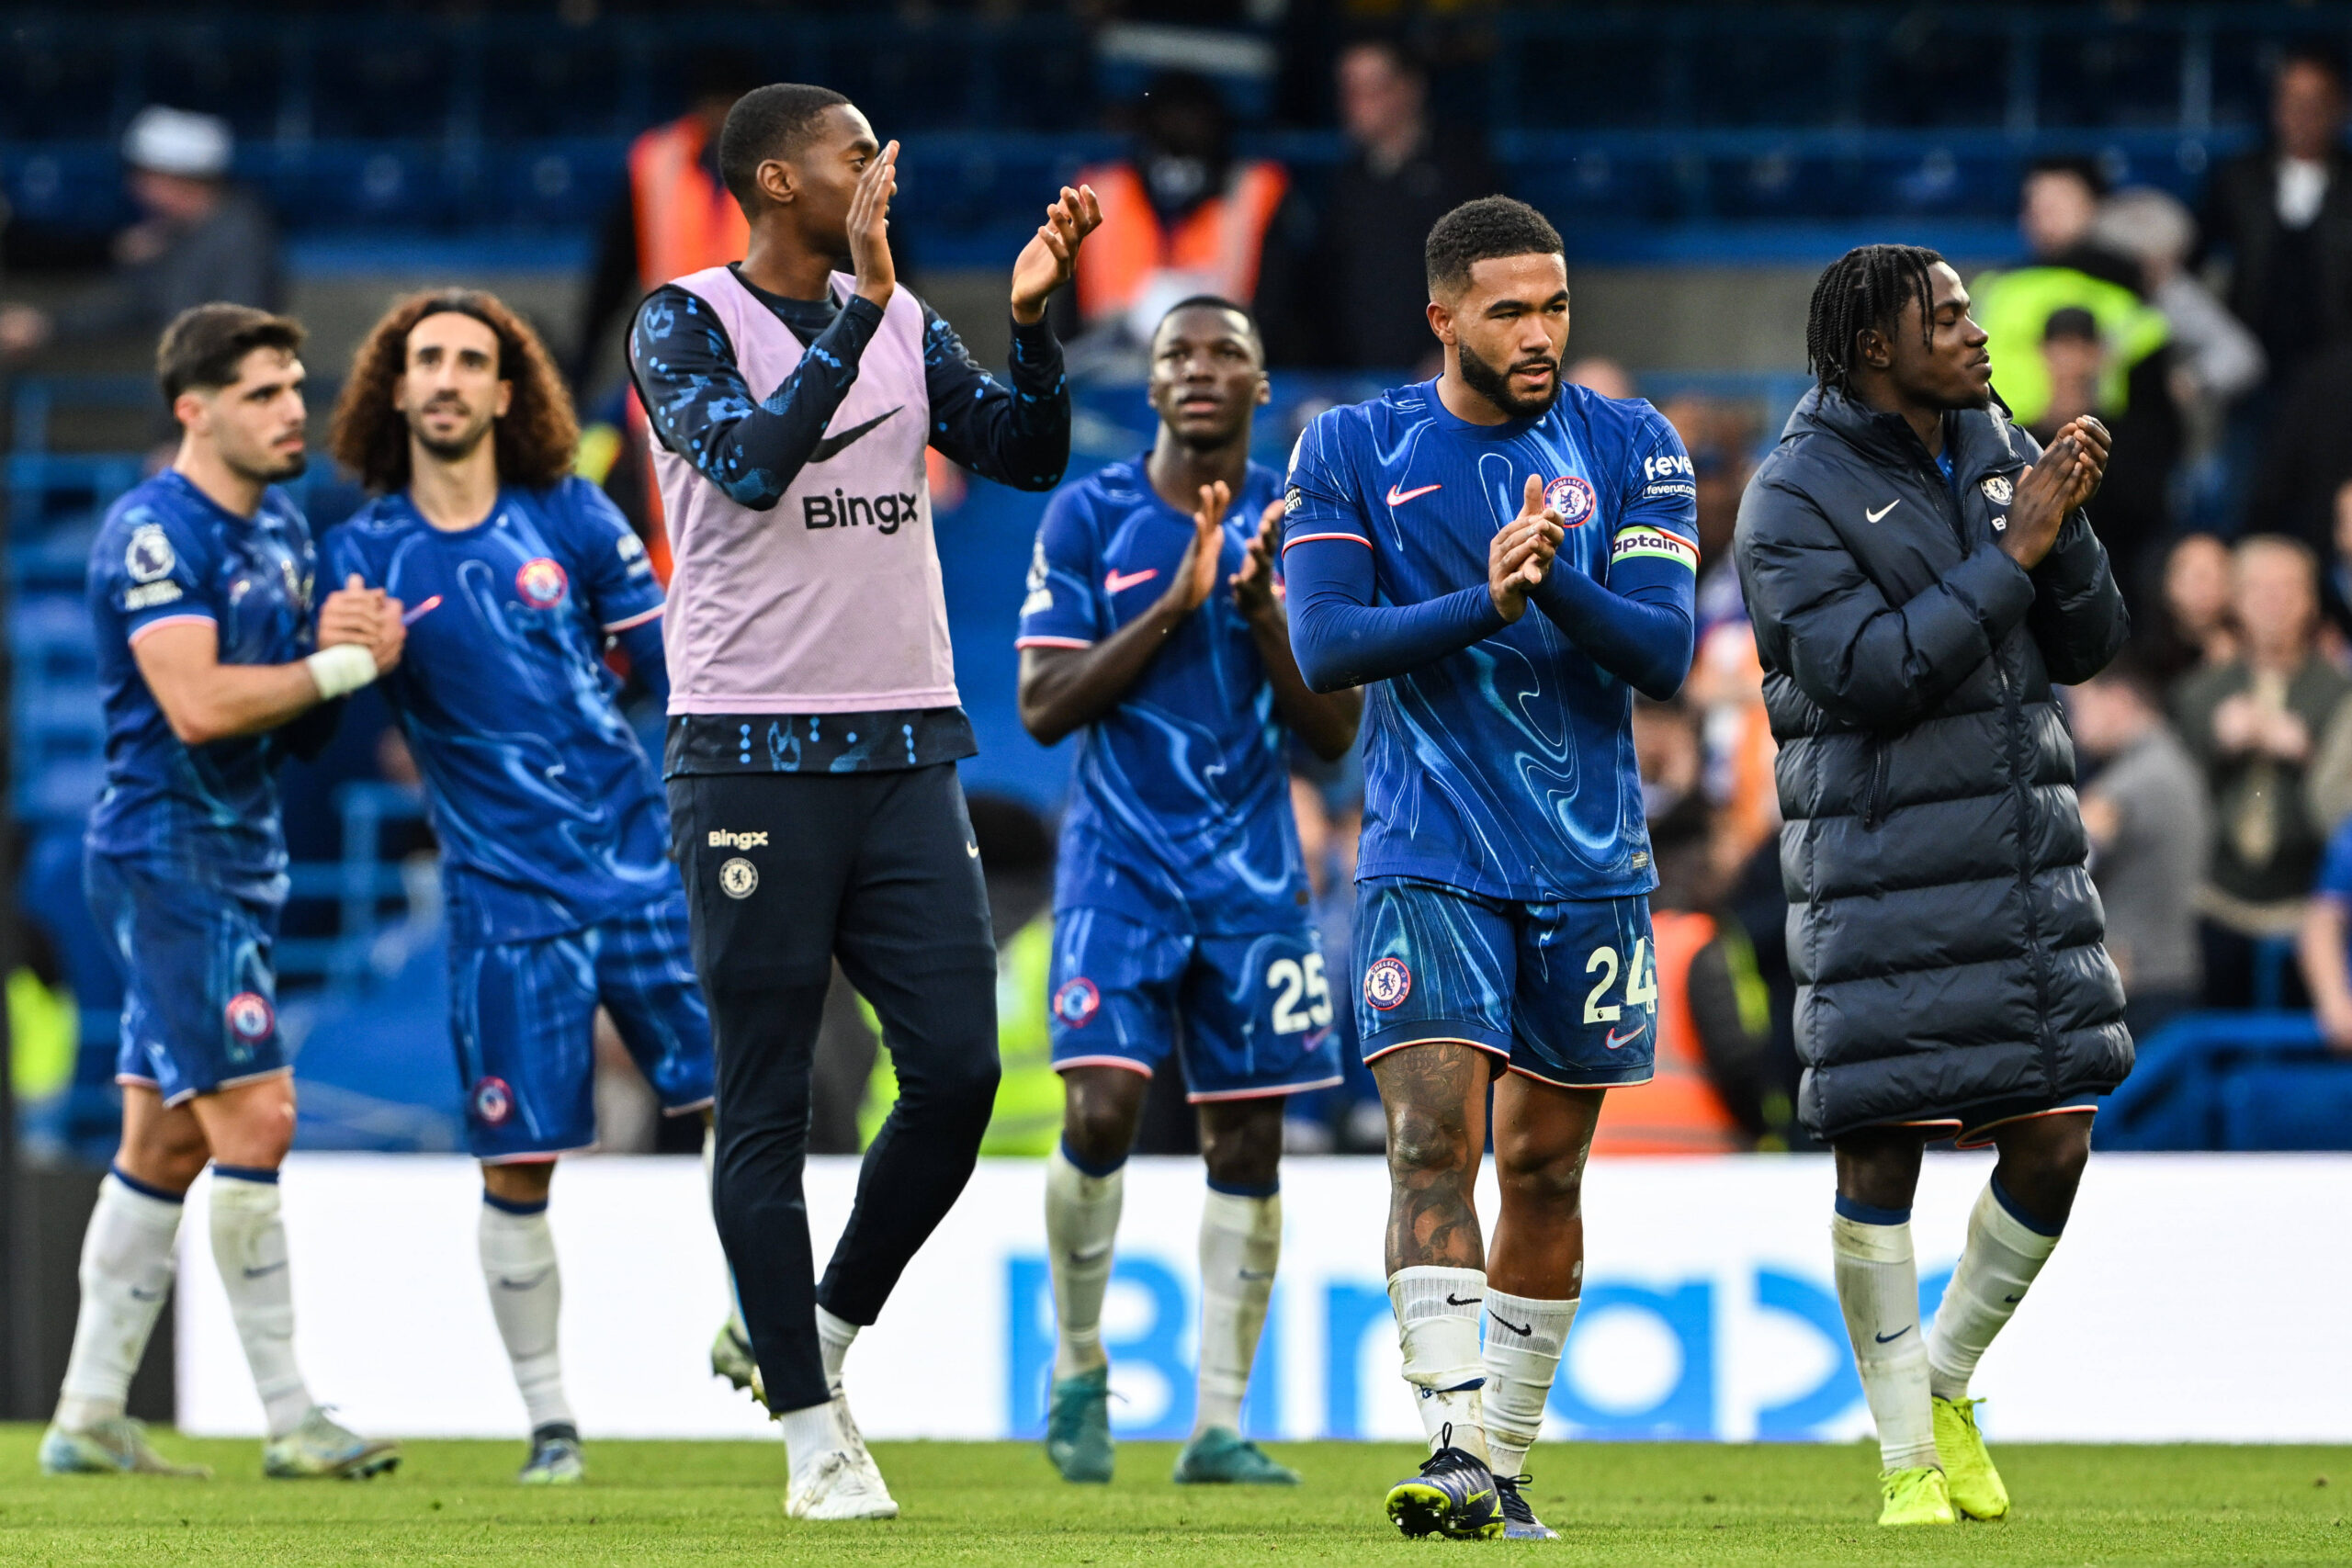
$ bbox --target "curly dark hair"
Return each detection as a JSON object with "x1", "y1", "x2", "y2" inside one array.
[
  {"x1": 1425, "y1": 196, "x2": 1563, "y2": 297},
  {"x1": 328, "y1": 288, "x2": 578, "y2": 494}
]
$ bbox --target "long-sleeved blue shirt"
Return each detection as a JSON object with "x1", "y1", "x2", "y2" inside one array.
[{"x1": 1282, "y1": 378, "x2": 1699, "y2": 901}]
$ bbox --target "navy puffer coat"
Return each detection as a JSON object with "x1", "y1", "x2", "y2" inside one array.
[{"x1": 1732, "y1": 386, "x2": 2132, "y2": 1139}]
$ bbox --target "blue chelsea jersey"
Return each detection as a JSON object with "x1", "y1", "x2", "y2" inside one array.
[
  {"x1": 1017, "y1": 457, "x2": 1309, "y2": 934},
  {"x1": 323, "y1": 479, "x2": 675, "y2": 946},
  {"x1": 86, "y1": 470, "x2": 321, "y2": 897},
  {"x1": 1283, "y1": 379, "x2": 1700, "y2": 901}
]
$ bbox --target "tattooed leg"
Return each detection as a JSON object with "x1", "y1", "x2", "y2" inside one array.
[
  {"x1": 1374, "y1": 1043, "x2": 1493, "y2": 1275},
  {"x1": 1486, "y1": 1074, "x2": 1604, "y2": 1300}
]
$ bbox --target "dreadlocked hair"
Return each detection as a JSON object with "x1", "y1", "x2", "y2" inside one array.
[{"x1": 1804, "y1": 244, "x2": 1944, "y2": 392}]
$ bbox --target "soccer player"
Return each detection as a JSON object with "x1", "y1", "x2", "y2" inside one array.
[
  {"x1": 322, "y1": 288, "x2": 726, "y2": 1485},
  {"x1": 628, "y1": 84, "x2": 1095, "y2": 1519},
  {"x1": 1283, "y1": 197, "x2": 1701, "y2": 1540},
  {"x1": 1016, "y1": 298, "x2": 1361, "y2": 1487},
  {"x1": 45, "y1": 304, "x2": 404, "y2": 1480},
  {"x1": 1734, "y1": 247, "x2": 2127, "y2": 1527}
]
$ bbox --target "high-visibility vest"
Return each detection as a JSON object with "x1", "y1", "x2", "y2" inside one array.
[
  {"x1": 628, "y1": 116, "x2": 750, "y2": 292},
  {"x1": 1073, "y1": 159, "x2": 1288, "y2": 327},
  {"x1": 1968, "y1": 264, "x2": 2169, "y2": 428},
  {"x1": 1592, "y1": 910, "x2": 1747, "y2": 1155}
]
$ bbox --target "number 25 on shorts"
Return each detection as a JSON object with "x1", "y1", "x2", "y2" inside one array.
[
  {"x1": 1267, "y1": 953, "x2": 1332, "y2": 1033},
  {"x1": 1583, "y1": 938, "x2": 1657, "y2": 1024}
]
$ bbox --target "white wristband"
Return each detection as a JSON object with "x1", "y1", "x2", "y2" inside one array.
[{"x1": 305, "y1": 643, "x2": 379, "y2": 701}]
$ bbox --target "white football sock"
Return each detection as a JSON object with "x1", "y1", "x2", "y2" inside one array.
[
  {"x1": 816, "y1": 1303, "x2": 859, "y2": 1398},
  {"x1": 777, "y1": 1398, "x2": 842, "y2": 1483},
  {"x1": 480, "y1": 1194, "x2": 574, "y2": 1433},
  {"x1": 1481, "y1": 1289, "x2": 1578, "y2": 1479},
  {"x1": 1831, "y1": 1204, "x2": 1937, "y2": 1472},
  {"x1": 1044, "y1": 1144, "x2": 1123, "y2": 1379},
  {"x1": 1194, "y1": 1186, "x2": 1280, "y2": 1436},
  {"x1": 1389, "y1": 1266, "x2": 1491, "y2": 1461},
  {"x1": 702, "y1": 1125, "x2": 748, "y2": 1339},
  {"x1": 209, "y1": 1167, "x2": 313, "y2": 1438},
  {"x1": 1927, "y1": 1177, "x2": 2063, "y2": 1402},
  {"x1": 56, "y1": 1169, "x2": 184, "y2": 1430}
]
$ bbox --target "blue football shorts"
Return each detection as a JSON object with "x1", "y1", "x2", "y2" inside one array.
[
  {"x1": 89, "y1": 849, "x2": 289, "y2": 1107},
  {"x1": 451, "y1": 890, "x2": 715, "y2": 1161},
  {"x1": 1047, "y1": 906, "x2": 1345, "y2": 1102},
  {"x1": 1352, "y1": 875, "x2": 1657, "y2": 1089}
]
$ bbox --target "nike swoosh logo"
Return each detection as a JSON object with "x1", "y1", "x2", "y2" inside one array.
[
  {"x1": 1875, "y1": 1325, "x2": 1913, "y2": 1344},
  {"x1": 1104, "y1": 568, "x2": 1159, "y2": 593},
  {"x1": 1605, "y1": 1024, "x2": 1646, "y2": 1049},
  {"x1": 242, "y1": 1261, "x2": 288, "y2": 1280},
  {"x1": 809, "y1": 406, "x2": 902, "y2": 463},
  {"x1": 1491, "y1": 1314, "x2": 1534, "y2": 1337},
  {"x1": 129, "y1": 1285, "x2": 165, "y2": 1302},
  {"x1": 1385, "y1": 482, "x2": 1442, "y2": 506},
  {"x1": 1865, "y1": 499, "x2": 1900, "y2": 523},
  {"x1": 1068, "y1": 1243, "x2": 1113, "y2": 1265},
  {"x1": 1238, "y1": 1269, "x2": 1276, "y2": 1281},
  {"x1": 497, "y1": 1269, "x2": 554, "y2": 1292},
  {"x1": 1444, "y1": 1293, "x2": 1482, "y2": 1307},
  {"x1": 967, "y1": 841, "x2": 981, "y2": 858},
  {"x1": 2003, "y1": 1294, "x2": 2023, "y2": 1303}
]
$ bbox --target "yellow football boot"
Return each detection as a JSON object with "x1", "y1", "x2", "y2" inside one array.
[
  {"x1": 1933, "y1": 1395, "x2": 2010, "y2": 1519},
  {"x1": 1877, "y1": 1464, "x2": 1957, "y2": 1527}
]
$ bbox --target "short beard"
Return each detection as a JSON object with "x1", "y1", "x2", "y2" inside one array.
[
  {"x1": 1457, "y1": 336, "x2": 1557, "y2": 420},
  {"x1": 226, "y1": 448, "x2": 307, "y2": 484},
  {"x1": 413, "y1": 412, "x2": 495, "y2": 465}
]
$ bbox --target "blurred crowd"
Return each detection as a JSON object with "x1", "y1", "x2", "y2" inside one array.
[{"x1": 22, "y1": 37, "x2": 2352, "y2": 1158}]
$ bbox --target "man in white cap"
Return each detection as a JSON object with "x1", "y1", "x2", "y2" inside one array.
[{"x1": 1, "y1": 106, "x2": 281, "y2": 358}]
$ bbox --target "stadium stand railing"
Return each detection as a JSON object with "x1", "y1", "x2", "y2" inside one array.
[{"x1": 5, "y1": 6, "x2": 2348, "y2": 265}]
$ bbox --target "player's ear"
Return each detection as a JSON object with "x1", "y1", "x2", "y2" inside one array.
[
  {"x1": 1254, "y1": 371, "x2": 1272, "y2": 407},
  {"x1": 1857, "y1": 324, "x2": 1891, "y2": 371},
  {"x1": 1425, "y1": 297, "x2": 1454, "y2": 347},
  {"x1": 493, "y1": 378, "x2": 514, "y2": 421},
  {"x1": 756, "y1": 156, "x2": 795, "y2": 209},
  {"x1": 173, "y1": 388, "x2": 208, "y2": 435}
]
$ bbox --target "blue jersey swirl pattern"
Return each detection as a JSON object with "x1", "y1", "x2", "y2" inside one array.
[
  {"x1": 1283, "y1": 379, "x2": 1701, "y2": 902},
  {"x1": 86, "y1": 470, "x2": 321, "y2": 898},
  {"x1": 1017, "y1": 457, "x2": 1309, "y2": 934},
  {"x1": 323, "y1": 479, "x2": 676, "y2": 946}
]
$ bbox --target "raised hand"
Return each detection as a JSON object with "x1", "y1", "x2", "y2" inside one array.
[
  {"x1": 1489, "y1": 474, "x2": 1566, "y2": 623},
  {"x1": 1159, "y1": 479, "x2": 1230, "y2": 618},
  {"x1": 1230, "y1": 497, "x2": 1284, "y2": 622},
  {"x1": 2049, "y1": 413, "x2": 2109, "y2": 512},
  {"x1": 1010, "y1": 184, "x2": 1102, "y2": 324},
  {"x1": 2001, "y1": 429, "x2": 2094, "y2": 570},
  {"x1": 848, "y1": 140, "x2": 900, "y2": 311}
]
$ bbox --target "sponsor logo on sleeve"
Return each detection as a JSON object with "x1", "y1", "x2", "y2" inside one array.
[
  {"x1": 1283, "y1": 485, "x2": 1303, "y2": 517},
  {"x1": 1611, "y1": 525, "x2": 1699, "y2": 572},
  {"x1": 124, "y1": 581, "x2": 185, "y2": 610},
  {"x1": 126, "y1": 524, "x2": 175, "y2": 583}
]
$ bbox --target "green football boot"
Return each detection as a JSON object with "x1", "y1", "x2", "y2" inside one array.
[
  {"x1": 1877, "y1": 1464, "x2": 1956, "y2": 1527},
  {"x1": 1933, "y1": 1395, "x2": 2010, "y2": 1519},
  {"x1": 1172, "y1": 1426, "x2": 1299, "y2": 1484},
  {"x1": 710, "y1": 1319, "x2": 759, "y2": 1402},
  {"x1": 1044, "y1": 1366, "x2": 1114, "y2": 1483}
]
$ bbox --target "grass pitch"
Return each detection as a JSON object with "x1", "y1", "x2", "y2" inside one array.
[{"x1": 3, "y1": 1427, "x2": 2348, "y2": 1566}]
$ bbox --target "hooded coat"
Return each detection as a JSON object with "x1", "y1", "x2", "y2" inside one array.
[{"x1": 1732, "y1": 385, "x2": 2133, "y2": 1138}]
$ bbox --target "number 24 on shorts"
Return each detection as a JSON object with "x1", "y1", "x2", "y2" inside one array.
[
  {"x1": 1267, "y1": 953, "x2": 1332, "y2": 1034},
  {"x1": 1583, "y1": 939, "x2": 1657, "y2": 1024}
]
